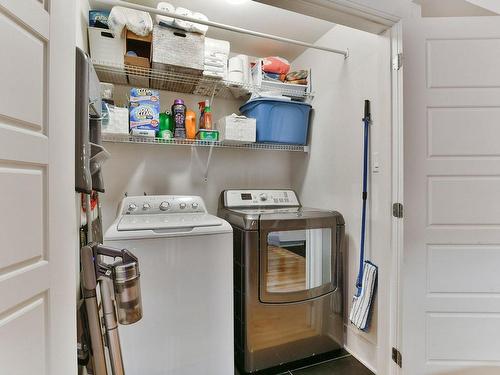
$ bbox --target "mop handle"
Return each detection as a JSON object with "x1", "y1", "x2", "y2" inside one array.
[{"x1": 356, "y1": 100, "x2": 371, "y2": 294}]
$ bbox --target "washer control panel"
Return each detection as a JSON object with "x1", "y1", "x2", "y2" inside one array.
[
  {"x1": 224, "y1": 190, "x2": 300, "y2": 208},
  {"x1": 119, "y1": 195, "x2": 207, "y2": 215}
]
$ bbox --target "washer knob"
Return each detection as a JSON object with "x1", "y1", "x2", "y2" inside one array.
[
  {"x1": 259, "y1": 193, "x2": 268, "y2": 202},
  {"x1": 142, "y1": 203, "x2": 151, "y2": 211},
  {"x1": 179, "y1": 202, "x2": 187, "y2": 209},
  {"x1": 192, "y1": 202, "x2": 199, "y2": 209},
  {"x1": 159, "y1": 201, "x2": 170, "y2": 211},
  {"x1": 128, "y1": 203, "x2": 138, "y2": 212}
]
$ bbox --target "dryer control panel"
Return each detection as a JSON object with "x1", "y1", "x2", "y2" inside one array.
[
  {"x1": 118, "y1": 195, "x2": 207, "y2": 215},
  {"x1": 224, "y1": 189, "x2": 300, "y2": 208}
]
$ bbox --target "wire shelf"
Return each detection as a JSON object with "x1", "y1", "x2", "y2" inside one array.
[
  {"x1": 102, "y1": 133, "x2": 309, "y2": 152},
  {"x1": 91, "y1": 59, "x2": 313, "y2": 101}
]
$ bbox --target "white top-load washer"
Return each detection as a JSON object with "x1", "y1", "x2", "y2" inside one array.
[{"x1": 104, "y1": 195, "x2": 233, "y2": 375}]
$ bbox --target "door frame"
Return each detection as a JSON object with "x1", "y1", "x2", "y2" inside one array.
[{"x1": 389, "y1": 20, "x2": 404, "y2": 375}]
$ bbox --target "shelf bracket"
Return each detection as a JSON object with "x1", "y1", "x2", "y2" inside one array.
[{"x1": 192, "y1": 144, "x2": 215, "y2": 183}]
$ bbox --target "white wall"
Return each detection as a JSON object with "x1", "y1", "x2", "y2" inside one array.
[
  {"x1": 291, "y1": 25, "x2": 392, "y2": 373},
  {"x1": 77, "y1": 0, "x2": 90, "y2": 52}
]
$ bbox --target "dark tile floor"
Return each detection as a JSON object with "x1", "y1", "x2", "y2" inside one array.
[
  {"x1": 236, "y1": 355, "x2": 374, "y2": 375},
  {"x1": 291, "y1": 355, "x2": 374, "y2": 375}
]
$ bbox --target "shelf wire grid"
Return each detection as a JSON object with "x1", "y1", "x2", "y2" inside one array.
[
  {"x1": 102, "y1": 133, "x2": 309, "y2": 152},
  {"x1": 91, "y1": 59, "x2": 313, "y2": 100}
]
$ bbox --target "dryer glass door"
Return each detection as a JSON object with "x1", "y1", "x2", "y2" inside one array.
[{"x1": 259, "y1": 216, "x2": 339, "y2": 304}]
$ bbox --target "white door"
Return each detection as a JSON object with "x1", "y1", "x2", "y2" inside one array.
[
  {"x1": 403, "y1": 16, "x2": 500, "y2": 375},
  {"x1": 0, "y1": 1, "x2": 76, "y2": 374}
]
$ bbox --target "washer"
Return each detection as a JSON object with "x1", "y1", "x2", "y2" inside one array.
[
  {"x1": 104, "y1": 195, "x2": 233, "y2": 375},
  {"x1": 218, "y1": 189, "x2": 345, "y2": 373}
]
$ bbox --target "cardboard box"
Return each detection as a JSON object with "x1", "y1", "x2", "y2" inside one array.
[
  {"x1": 129, "y1": 88, "x2": 160, "y2": 133},
  {"x1": 125, "y1": 31, "x2": 152, "y2": 87},
  {"x1": 218, "y1": 114, "x2": 256, "y2": 143}
]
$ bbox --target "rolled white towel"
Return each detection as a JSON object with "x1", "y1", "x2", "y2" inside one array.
[
  {"x1": 205, "y1": 37, "x2": 230, "y2": 56},
  {"x1": 173, "y1": 7, "x2": 194, "y2": 31},
  {"x1": 190, "y1": 12, "x2": 209, "y2": 35},
  {"x1": 155, "y1": 2, "x2": 175, "y2": 27}
]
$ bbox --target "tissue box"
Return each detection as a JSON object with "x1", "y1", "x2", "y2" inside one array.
[
  {"x1": 218, "y1": 114, "x2": 256, "y2": 143},
  {"x1": 129, "y1": 88, "x2": 160, "y2": 133},
  {"x1": 89, "y1": 10, "x2": 110, "y2": 29},
  {"x1": 102, "y1": 104, "x2": 129, "y2": 134}
]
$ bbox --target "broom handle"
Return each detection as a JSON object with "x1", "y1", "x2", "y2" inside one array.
[{"x1": 356, "y1": 100, "x2": 371, "y2": 294}]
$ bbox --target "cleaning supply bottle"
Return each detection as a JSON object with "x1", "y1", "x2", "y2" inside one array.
[
  {"x1": 198, "y1": 101, "x2": 206, "y2": 130},
  {"x1": 204, "y1": 100, "x2": 213, "y2": 130},
  {"x1": 158, "y1": 111, "x2": 174, "y2": 139},
  {"x1": 172, "y1": 99, "x2": 186, "y2": 139},
  {"x1": 185, "y1": 109, "x2": 196, "y2": 139}
]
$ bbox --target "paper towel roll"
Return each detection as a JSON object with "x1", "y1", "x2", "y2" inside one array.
[
  {"x1": 228, "y1": 56, "x2": 244, "y2": 72},
  {"x1": 236, "y1": 54, "x2": 250, "y2": 84},
  {"x1": 174, "y1": 7, "x2": 194, "y2": 31},
  {"x1": 191, "y1": 12, "x2": 209, "y2": 35},
  {"x1": 228, "y1": 71, "x2": 244, "y2": 83}
]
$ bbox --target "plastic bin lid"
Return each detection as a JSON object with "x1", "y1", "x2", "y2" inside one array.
[{"x1": 240, "y1": 97, "x2": 311, "y2": 110}]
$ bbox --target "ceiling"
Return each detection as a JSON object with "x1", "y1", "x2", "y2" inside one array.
[
  {"x1": 90, "y1": 0, "x2": 335, "y2": 61},
  {"x1": 413, "y1": 0, "x2": 498, "y2": 16}
]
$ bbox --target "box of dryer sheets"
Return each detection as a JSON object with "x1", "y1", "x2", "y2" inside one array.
[
  {"x1": 129, "y1": 88, "x2": 160, "y2": 134},
  {"x1": 218, "y1": 114, "x2": 256, "y2": 143}
]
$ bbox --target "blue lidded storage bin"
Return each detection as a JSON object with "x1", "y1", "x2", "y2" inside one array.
[{"x1": 239, "y1": 98, "x2": 311, "y2": 145}]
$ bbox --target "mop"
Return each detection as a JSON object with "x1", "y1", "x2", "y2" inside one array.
[{"x1": 349, "y1": 100, "x2": 378, "y2": 331}]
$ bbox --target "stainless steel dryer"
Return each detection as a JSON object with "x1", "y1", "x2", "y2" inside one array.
[{"x1": 218, "y1": 189, "x2": 345, "y2": 374}]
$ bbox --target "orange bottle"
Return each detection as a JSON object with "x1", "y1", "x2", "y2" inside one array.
[{"x1": 185, "y1": 110, "x2": 197, "y2": 139}]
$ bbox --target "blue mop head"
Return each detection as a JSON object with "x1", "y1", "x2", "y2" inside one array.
[{"x1": 349, "y1": 261, "x2": 378, "y2": 331}]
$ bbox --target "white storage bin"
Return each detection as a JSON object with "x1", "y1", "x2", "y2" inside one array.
[
  {"x1": 251, "y1": 60, "x2": 310, "y2": 99},
  {"x1": 218, "y1": 114, "x2": 256, "y2": 143},
  {"x1": 88, "y1": 27, "x2": 126, "y2": 65},
  {"x1": 151, "y1": 25, "x2": 204, "y2": 93}
]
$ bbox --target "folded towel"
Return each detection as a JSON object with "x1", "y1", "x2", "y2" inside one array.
[
  {"x1": 286, "y1": 79, "x2": 308, "y2": 85},
  {"x1": 203, "y1": 70, "x2": 225, "y2": 79},
  {"x1": 204, "y1": 59, "x2": 226, "y2": 68},
  {"x1": 205, "y1": 37, "x2": 230, "y2": 56},
  {"x1": 155, "y1": 2, "x2": 175, "y2": 26},
  {"x1": 204, "y1": 65, "x2": 225, "y2": 73},
  {"x1": 205, "y1": 52, "x2": 229, "y2": 62},
  {"x1": 173, "y1": 7, "x2": 194, "y2": 31},
  {"x1": 262, "y1": 56, "x2": 290, "y2": 75},
  {"x1": 286, "y1": 70, "x2": 308, "y2": 81},
  {"x1": 108, "y1": 6, "x2": 153, "y2": 37}
]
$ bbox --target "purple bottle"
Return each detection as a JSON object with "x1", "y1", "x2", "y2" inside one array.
[{"x1": 172, "y1": 99, "x2": 187, "y2": 139}]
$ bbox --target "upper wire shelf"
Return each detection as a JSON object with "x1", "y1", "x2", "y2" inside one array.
[
  {"x1": 102, "y1": 133, "x2": 309, "y2": 152},
  {"x1": 91, "y1": 58, "x2": 314, "y2": 101}
]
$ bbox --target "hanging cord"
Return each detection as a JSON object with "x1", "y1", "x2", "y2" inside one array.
[{"x1": 355, "y1": 100, "x2": 371, "y2": 297}]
